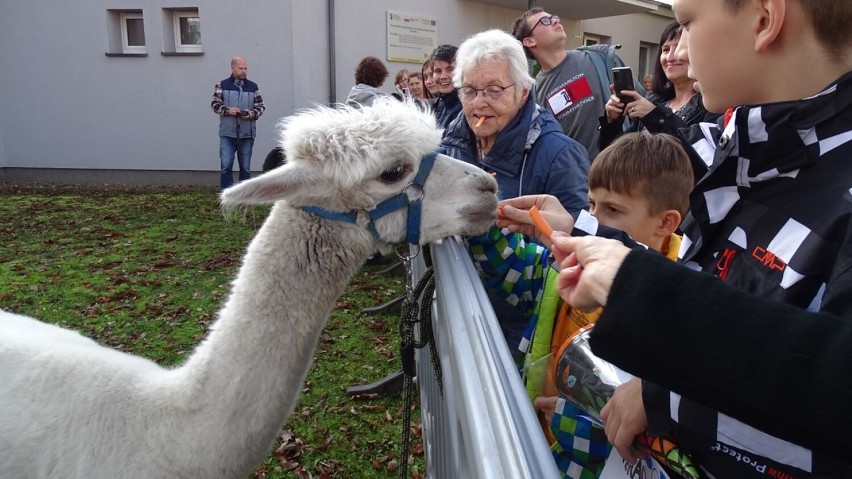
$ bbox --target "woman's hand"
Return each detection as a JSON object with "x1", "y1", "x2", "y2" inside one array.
[
  {"x1": 496, "y1": 195, "x2": 573, "y2": 248},
  {"x1": 622, "y1": 91, "x2": 656, "y2": 120},
  {"x1": 604, "y1": 93, "x2": 626, "y2": 124}
]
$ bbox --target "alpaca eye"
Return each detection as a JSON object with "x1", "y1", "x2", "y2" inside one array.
[{"x1": 379, "y1": 164, "x2": 410, "y2": 183}]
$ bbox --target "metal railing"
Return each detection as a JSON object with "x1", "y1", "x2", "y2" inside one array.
[{"x1": 413, "y1": 237, "x2": 560, "y2": 478}]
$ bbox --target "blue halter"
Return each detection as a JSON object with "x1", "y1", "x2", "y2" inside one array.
[{"x1": 300, "y1": 152, "x2": 437, "y2": 246}]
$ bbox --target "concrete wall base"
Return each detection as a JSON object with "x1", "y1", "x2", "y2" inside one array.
[{"x1": 0, "y1": 168, "x2": 255, "y2": 186}]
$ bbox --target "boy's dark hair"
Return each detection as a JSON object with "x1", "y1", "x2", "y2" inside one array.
[
  {"x1": 511, "y1": 8, "x2": 545, "y2": 59},
  {"x1": 722, "y1": 0, "x2": 851, "y2": 60},
  {"x1": 430, "y1": 44, "x2": 458, "y2": 64},
  {"x1": 262, "y1": 147, "x2": 286, "y2": 172},
  {"x1": 354, "y1": 56, "x2": 388, "y2": 88},
  {"x1": 589, "y1": 133, "x2": 693, "y2": 216}
]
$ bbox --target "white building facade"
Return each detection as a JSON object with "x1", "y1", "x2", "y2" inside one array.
[{"x1": 0, "y1": 0, "x2": 673, "y2": 185}]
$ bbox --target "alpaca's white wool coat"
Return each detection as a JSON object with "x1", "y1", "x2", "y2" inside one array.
[{"x1": 0, "y1": 99, "x2": 498, "y2": 479}]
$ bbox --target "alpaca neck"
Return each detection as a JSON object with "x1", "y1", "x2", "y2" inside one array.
[{"x1": 175, "y1": 205, "x2": 376, "y2": 471}]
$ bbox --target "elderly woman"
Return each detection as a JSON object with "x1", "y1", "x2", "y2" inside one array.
[
  {"x1": 441, "y1": 29, "x2": 589, "y2": 357},
  {"x1": 440, "y1": 29, "x2": 589, "y2": 217}
]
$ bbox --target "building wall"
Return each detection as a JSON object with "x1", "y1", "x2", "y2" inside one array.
[
  {"x1": 580, "y1": 11, "x2": 675, "y2": 78},
  {"x1": 0, "y1": 0, "x2": 301, "y2": 178},
  {"x1": 0, "y1": 0, "x2": 672, "y2": 184},
  {"x1": 331, "y1": 1, "x2": 522, "y2": 105}
]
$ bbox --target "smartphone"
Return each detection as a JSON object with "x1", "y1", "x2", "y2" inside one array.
[{"x1": 611, "y1": 66, "x2": 635, "y2": 104}]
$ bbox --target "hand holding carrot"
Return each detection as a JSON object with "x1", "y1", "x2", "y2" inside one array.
[{"x1": 496, "y1": 194, "x2": 574, "y2": 248}]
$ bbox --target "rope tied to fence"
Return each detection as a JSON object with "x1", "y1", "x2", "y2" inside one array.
[{"x1": 398, "y1": 246, "x2": 442, "y2": 478}]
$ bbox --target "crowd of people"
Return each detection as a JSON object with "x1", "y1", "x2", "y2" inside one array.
[
  {"x1": 211, "y1": 1, "x2": 852, "y2": 477},
  {"x1": 493, "y1": 1, "x2": 852, "y2": 478}
]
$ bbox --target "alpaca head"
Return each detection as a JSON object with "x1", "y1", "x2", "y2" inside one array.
[{"x1": 221, "y1": 99, "x2": 499, "y2": 246}]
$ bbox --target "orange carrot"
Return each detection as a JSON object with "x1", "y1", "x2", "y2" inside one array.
[
  {"x1": 529, "y1": 205, "x2": 554, "y2": 238},
  {"x1": 474, "y1": 116, "x2": 485, "y2": 128}
]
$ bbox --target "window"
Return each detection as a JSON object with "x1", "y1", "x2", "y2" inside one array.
[
  {"x1": 160, "y1": 8, "x2": 202, "y2": 55},
  {"x1": 173, "y1": 11, "x2": 201, "y2": 53},
  {"x1": 121, "y1": 13, "x2": 146, "y2": 54},
  {"x1": 638, "y1": 42, "x2": 656, "y2": 83},
  {"x1": 583, "y1": 35, "x2": 600, "y2": 46},
  {"x1": 582, "y1": 33, "x2": 611, "y2": 47},
  {"x1": 106, "y1": 10, "x2": 146, "y2": 56}
]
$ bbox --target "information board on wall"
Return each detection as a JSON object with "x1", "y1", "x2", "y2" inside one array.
[{"x1": 386, "y1": 11, "x2": 437, "y2": 64}]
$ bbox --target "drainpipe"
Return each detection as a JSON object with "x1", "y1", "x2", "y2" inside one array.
[{"x1": 328, "y1": 0, "x2": 336, "y2": 106}]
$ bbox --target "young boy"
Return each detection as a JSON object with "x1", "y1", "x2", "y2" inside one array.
[
  {"x1": 498, "y1": 0, "x2": 852, "y2": 476},
  {"x1": 468, "y1": 132, "x2": 694, "y2": 478}
]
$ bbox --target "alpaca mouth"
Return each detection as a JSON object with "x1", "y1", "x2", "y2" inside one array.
[{"x1": 458, "y1": 201, "x2": 498, "y2": 226}]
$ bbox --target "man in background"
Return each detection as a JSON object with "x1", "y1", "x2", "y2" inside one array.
[
  {"x1": 513, "y1": 9, "x2": 610, "y2": 160},
  {"x1": 211, "y1": 56, "x2": 265, "y2": 190}
]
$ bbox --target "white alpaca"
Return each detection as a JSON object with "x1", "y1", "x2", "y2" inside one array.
[{"x1": 0, "y1": 99, "x2": 498, "y2": 479}]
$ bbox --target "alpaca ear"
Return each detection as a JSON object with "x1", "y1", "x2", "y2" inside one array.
[{"x1": 220, "y1": 164, "x2": 319, "y2": 207}]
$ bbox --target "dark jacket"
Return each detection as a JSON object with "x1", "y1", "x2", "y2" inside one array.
[
  {"x1": 438, "y1": 93, "x2": 590, "y2": 217},
  {"x1": 590, "y1": 248, "x2": 852, "y2": 469},
  {"x1": 433, "y1": 90, "x2": 463, "y2": 133},
  {"x1": 598, "y1": 92, "x2": 720, "y2": 152},
  {"x1": 638, "y1": 71, "x2": 852, "y2": 478}
]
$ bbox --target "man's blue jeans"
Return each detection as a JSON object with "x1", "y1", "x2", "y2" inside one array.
[{"x1": 220, "y1": 136, "x2": 254, "y2": 190}]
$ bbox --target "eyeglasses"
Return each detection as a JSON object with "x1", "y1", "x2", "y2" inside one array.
[
  {"x1": 528, "y1": 15, "x2": 560, "y2": 36},
  {"x1": 458, "y1": 84, "x2": 516, "y2": 103}
]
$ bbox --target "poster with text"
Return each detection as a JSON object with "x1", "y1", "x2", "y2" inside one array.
[{"x1": 387, "y1": 11, "x2": 437, "y2": 64}]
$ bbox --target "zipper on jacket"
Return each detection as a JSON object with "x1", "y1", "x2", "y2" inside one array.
[{"x1": 716, "y1": 248, "x2": 736, "y2": 280}]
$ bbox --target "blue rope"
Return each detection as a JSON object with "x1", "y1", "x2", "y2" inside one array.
[{"x1": 300, "y1": 205, "x2": 358, "y2": 224}]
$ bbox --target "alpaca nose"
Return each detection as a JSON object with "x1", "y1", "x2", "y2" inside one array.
[{"x1": 480, "y1": 174, "x2": 498, "y2": 195}]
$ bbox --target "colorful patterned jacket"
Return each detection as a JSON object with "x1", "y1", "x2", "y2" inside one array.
[{"x1": 468, "y1": 225, "x2": 680, "y2": 478}]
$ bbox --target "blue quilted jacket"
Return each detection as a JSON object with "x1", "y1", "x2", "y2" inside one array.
[{"x1": 438, "y1": 94, "x2": 590, "y2": 217}]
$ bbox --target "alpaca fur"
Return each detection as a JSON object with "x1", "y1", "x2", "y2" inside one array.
[{"x1": 0, "y1": 99, "x2": 498, "y2": 478}]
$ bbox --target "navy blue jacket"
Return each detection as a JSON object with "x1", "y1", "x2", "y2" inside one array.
[
  {"x1": 439, "y1": 94, "x2": 589, "y2": 217},
  {"x1": 434, "y1": 90, "x2": 463, "y2": 133}
]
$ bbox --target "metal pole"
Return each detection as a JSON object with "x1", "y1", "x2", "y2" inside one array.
[{"x1": 327, "y1": 0, "x2": 336, "y2": 106}]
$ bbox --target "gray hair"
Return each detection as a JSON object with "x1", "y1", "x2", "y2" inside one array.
[{"x1": 452, "y1": 29, "x2": 534, "y2": 100}]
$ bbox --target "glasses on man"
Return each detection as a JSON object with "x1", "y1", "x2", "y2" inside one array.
[
  {"x1": 458, "y1": 84, "x2": 516, "y2": 103},
  {"x1": 528, "y1": 15, "x2": 560, "y2": 36}
]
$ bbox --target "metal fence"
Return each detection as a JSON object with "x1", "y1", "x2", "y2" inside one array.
[{"x1": 413, "y1": 237, "x2": 560, "y2": 479}]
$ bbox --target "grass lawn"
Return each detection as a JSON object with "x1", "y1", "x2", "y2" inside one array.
[{"x1": 0, "y1": 182, "x2": 424, "y2": 478}]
